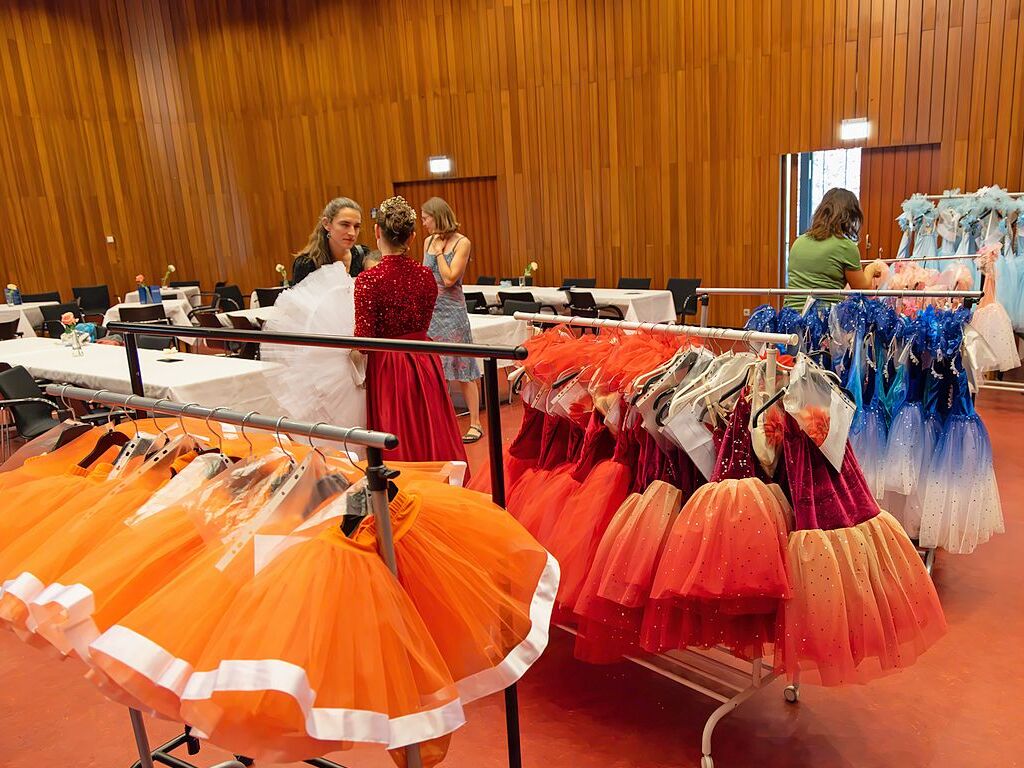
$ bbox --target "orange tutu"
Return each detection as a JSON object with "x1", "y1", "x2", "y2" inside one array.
[
  {"x1": 29, "y1": 452, "x2": 320, "y2": 658},
  {"x1": 778, "y1": 510, "x2": 947, "y2": 686},
  {"x1": 173, "y1": 527, "x2": 463, "y2": 763},
  {"x1": 650, "y1": 479, "x2": 792, "y2": 602},
  {"x1": 572, "y1": 482, "x2": 681, "y2": 663},
  {"x1": 354, "y1": 482, "x2": 558, "y2": 702}
]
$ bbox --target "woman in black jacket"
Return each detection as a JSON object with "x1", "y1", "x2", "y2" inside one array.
[{"x1": 291, "y1": 197, "x2": 371, "y2": 283}]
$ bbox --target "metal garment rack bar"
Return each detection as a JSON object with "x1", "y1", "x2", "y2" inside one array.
[
  {"x1": 45, "y1": 385, "x2": 408, "y2": 768},
  {"x1": 859, "y1": 254, "x2": 984, "y2": 264},
  {"x1": 511, "y1": 311, "x2": 800, "y2": 347},
  {"x1": 105, "y1": 321, "x2": 527, "y2": 768},
  {"x1": 513, "y1": 315, "x2": 795, "y2": 766},
  {"x1": 695, "y1": 287, "x2": 983, "y2": 327}
]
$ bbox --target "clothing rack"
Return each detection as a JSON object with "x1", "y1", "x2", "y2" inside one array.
[
  {"x1": 513, "y1": 310, "x2": 794, "y2": 767},
  {"x1": 510, "y1": 311, "x2": 800, "y2": 347},
  {"x1": 43, "y1": 385, "x2": 408, "y2": 768},
  {"x1": 105, "y1": 320, "x2": 528, "y2": 768},
  {"x1": 694, "y1": 287, "x2": 983, "y2": 327}
]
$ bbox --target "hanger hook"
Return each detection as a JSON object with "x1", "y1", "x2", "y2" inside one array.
[
  {"x1": 204, "y1": 406, "x2": 230, "y2": 453},
  {"x1": 307, "y1": 421, "x2": 328, "y2": 459},
  {"x1": 149, "y1": 398, "x2": 172, "y2": 437},
  {"x1": 240, "y1": 411, "x2": 257, "y2": 455},
  {"x1": 273, "y1": 416, "x2": 296, "y2": 463},
  {"x1": 177, "y1": 402, "x2": 200, "y2": 442}
]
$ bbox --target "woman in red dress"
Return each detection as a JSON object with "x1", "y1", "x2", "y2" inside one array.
[{"x1": 354, "y1": 196, "x2": 468, "y2": 467}]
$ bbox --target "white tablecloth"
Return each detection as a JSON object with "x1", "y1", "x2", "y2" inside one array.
[
  {"x1": 0, "y1": 301, "x2": 60, "y2": 336},
  {"x1": 122, "y1": 286, "x2": 201, "y2": 308},
  {"x1": 0, "y1": 337, "x2": 282, "y2": 413},
  {"x1": 467, "y1": 315, "x2": 532, "y2": 369},
  {"x1": 462, "y1": 285, "x2": 676, "y2": 323},
  {"x1": 104, "y1": 299, "x2": 194, "y2": 328}
]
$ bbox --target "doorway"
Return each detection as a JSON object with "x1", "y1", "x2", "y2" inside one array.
[{"x1": 392, "y1": 176, "x2": 503, "y2": 281}]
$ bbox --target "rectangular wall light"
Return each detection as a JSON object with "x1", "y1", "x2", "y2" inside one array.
[
  {"x1": 839, "y1": 118, "x2": 870, "y2": 141},
  {"x1": 428, "y1": 155, "x2": 453, "y2": 175}
]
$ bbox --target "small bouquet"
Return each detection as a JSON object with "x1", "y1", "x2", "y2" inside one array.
[
  {"x1": 523, "y1": 261, "x2": 539, "y2": 278},
  {"x1": 276, "y1": 263, "x2": 289, "y2": 288},
  {"x1": 4, "y1": 283, "x2": 21, "y2": 305},
  {"x1": 60, "y1": 311, "x2": 84, "y2": 356},
  {"x1": 162, "y1": 264, "x2": 176, "y2": 287}
]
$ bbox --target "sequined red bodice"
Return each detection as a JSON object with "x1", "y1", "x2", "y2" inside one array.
[{"x1": 354, "y1": 255, "x2": 439, "y2": 338}]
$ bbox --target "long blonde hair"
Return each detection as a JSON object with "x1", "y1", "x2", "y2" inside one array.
[{"x1": 294, "y1": 197, "x2": 361, "y2": 267}]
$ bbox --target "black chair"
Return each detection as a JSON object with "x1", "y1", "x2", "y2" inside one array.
[
  {"x1": 119, "y1": 304, "x2": 168, "y2": 323},
  {"x1": 39, "y1": 303, "x2": 85, "y2": 338},
  {"x1": 502, "y1": 299, "x2": 542, "y2": 316},
  {"x1": 0, "y1": 366, "x2": 60, "y2": 440},
  {"x1": 565, "y1": 290, "x2": 624, "y2": 320},
  {"x1": 72, "y1": 284, "x2": 112, "y2": 320},
  {"x1": 617, "y1": 277, "x2": 652, "y2": 290},
  {"x1": 666, "y1": 278, "x2": 702, "y2": 319},
  {"x1": 0, "y1": 318, "x2": 23, "y2": 341},
  {"x1": 20, "y1": 291, "x2": 61, "y2": 304},
  {"x1": 228, "y1": 315, "x2": 260, "y2": 360},
  {"x1": 476, "y1": 275, "x2": 497, "y2": 286},
  {"x1": 169, "y1": 280, "x2": 201, "y2": 289},
  {"x1": 464, "y1": 292, "x2": 493, "y2": 315},
  {"x1": 216, "y1": 284, "x2": 246, "y2": 312},
  {"x1": 254, "y1": 287, "x2": 286, "y2": 307},
  {"x1": 191, "y1": 310, "x2": 235, "y2": 355},
  {"x1": 561, "y1": 277, "x2": 597, "y2": 289},
  {"x1": 500, "y1": 276, "x2": 533, "y2": 286}
]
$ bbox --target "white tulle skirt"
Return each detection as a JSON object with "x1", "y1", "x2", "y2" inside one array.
[
  {"x1": 969, "y1": 304, "x2": 1021, "y2": 373},
  {"x1": 261, "y1": 263, "x2": 366, "y2": 433},
  {"x1": 850, "y1": 402, "x2": 888, "y2": 502},
  {"x1": 919, "y1": 414, "x2": 1004, "y2": 554},
  {"x1": 882, "y1": 401, "x2": 938, "y2": 537}
]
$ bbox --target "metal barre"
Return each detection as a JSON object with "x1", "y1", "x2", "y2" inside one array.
[
  {"x1": 511, "y1": 311, "x2": 800, "y2": 346},
  {"x1": 43, "y1": 385, "x2": 398, "y2": 450},
  {"x1": 106, "y1": 322, "x2": 527, "y2": 361}
]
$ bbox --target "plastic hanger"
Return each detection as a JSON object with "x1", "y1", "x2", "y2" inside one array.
[{"x1": 76, "y1": 390, "x2": 130, "y2": 469}]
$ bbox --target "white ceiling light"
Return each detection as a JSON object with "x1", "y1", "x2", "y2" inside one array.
[
  {"x1": 428, "y1": 155, "x2": 453, "y2": 176},
  {"x1": 839, "y1": 118, "x2": 870, "y2": 141}
]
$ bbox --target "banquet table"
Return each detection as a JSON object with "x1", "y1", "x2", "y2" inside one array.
[
  {"x1": 0, "y1": 337, "x2": 283, "y2": 413},
  {"x1": 219, "y1": 307, "x2": 279, "y2": 326},
  {"x1": 103, "y1": 299, "x2": 194, "y2": 328},
  {"x1": 0, "y1": 300, "x2": 60, "y2": 337},
  {"x1": 467, "y1": 314, "x2": 531, "y2": 366},
  {"x1": 121, "y1": 285, "x2": 202, "y2": 309},
  {"x1": 461, "y1": 285, "x2": 676, "y2": 323}
]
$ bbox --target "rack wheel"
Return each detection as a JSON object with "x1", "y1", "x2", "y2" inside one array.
[
  {"x1": 701, "y1": 756, "x2": 714, "y2": 768},
  {"x1": 784, "y1": 685, "x2": 800, "y2": 704}
]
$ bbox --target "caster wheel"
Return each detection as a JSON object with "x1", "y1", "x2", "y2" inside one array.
[
  {"x1": 701, "y1": 756, "x2": 714, "y2": 768},
  {"x1": 784, "y1": 685, "x2": 800, "y2": 704}
]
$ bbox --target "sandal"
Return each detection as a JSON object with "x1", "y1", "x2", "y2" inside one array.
[{"x1": 462, "y1": 425, "x2": 484, "y2": 444}]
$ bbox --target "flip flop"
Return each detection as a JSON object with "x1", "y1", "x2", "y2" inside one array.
[{"x1": 462, "y1": 425, "x2": 484, "y2": 444}]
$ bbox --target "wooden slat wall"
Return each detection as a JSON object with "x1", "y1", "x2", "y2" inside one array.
[
  {"x1": 860, "y1": 144, "x2": 945, "y2": 259},
  {"x1": 2, "y1": 0, "x2": 1024, "y2": 325},
  {"x1": 392, "y1": 177, "x2": 503, "y2": 282}
]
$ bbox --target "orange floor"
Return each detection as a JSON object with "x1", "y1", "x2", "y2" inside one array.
[{"x1": 2, "y1": 390, "x2": 1023, "y2": 768}]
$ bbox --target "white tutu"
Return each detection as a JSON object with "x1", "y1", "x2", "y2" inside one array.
[
  {"x1": 850, "y1": 402, "x2": 888, "y2": 502},
  {"x1": 882, "y1": 401, "x2": 939, "y2": 537},
  {"x1": 261, "y1": 263, "x2": 366, "y2": 432},
  {"x1": 968, "y1": 305, "x2": 1020, "y2": 372},
  {"x1": 919, "y1": 414, "x2": 1004, "y2": 554}
]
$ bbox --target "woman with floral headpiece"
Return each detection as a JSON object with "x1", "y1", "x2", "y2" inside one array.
[{"x1": 352, "y1": 196, "x2": 468, "y2": 468}]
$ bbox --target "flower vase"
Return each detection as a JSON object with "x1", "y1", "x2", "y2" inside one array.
[
  {"x1": 518, "y1": 276, "x2": 527, "y2": 287},
  {"x1": 62, "y1": 330, "x2": 85, "y2": 357}
]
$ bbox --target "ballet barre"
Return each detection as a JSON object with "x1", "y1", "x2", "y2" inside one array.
[
  {"x1": 43, "y1": 385, "x2": 413, "y2": 768},
  {"x1": 694, "y1": 287, "x2": 983, "y2": 327},
  {"x1": 511, "y1": 311, "x2": 800, "y2": 347}
]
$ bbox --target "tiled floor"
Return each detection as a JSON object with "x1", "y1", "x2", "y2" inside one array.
[{"x1": 1, "y1": 390, "x2": 1022, "y2": 767}]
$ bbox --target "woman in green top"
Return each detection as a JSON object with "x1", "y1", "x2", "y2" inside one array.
[{"x1": 785, "y1": 188, "x2": 884, "y2": 309}]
